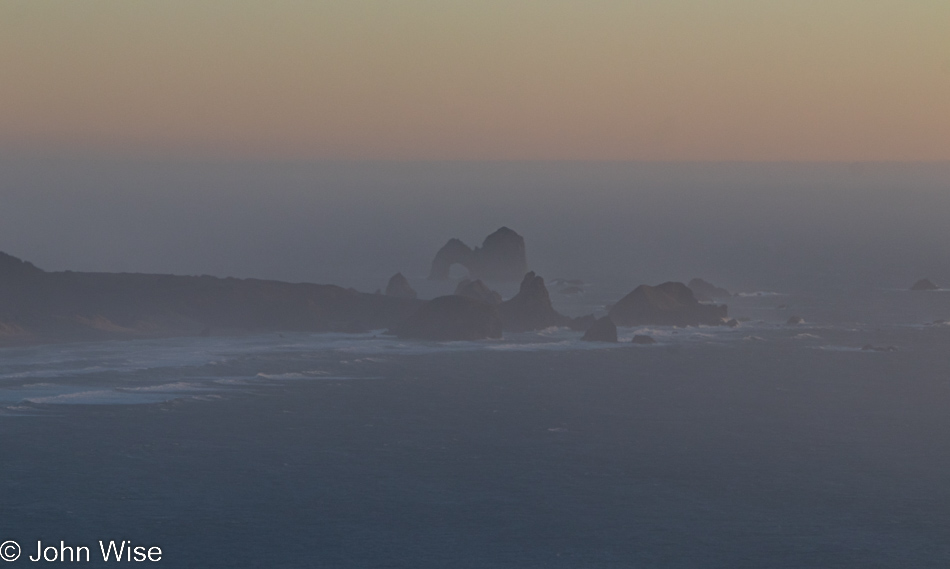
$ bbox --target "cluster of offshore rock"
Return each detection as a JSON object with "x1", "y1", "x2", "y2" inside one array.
[
  {"x1": 384, "y1": 228, "x2": 734, "y2": 341},
  {"x1": 393, "y1": 271, "x2": 729, "y2": 342},
  {"x1": 0, "y1": 227, "x2": 730, "y2": 345},
  {"x1": 9, "y1": 225, "x2": 941, "y2": 346}
]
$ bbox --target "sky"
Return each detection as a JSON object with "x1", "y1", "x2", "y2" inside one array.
[{"x1": 1, "y1": 0, "x2": 948, "y2": 161}]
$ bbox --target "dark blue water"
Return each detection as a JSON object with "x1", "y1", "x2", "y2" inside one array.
[{"x1": 3, "y1": 288, "x2": 950, "y2": 567}]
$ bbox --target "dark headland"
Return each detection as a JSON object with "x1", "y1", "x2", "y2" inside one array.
[
  {"x1": 0, "y1": 228, "x2": 738, "y2": 345},
  {"x1": 0, "y1": 250, "x2": 421, "y2": 345}
]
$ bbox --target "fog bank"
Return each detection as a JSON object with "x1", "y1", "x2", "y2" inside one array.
[{"x1": 1, "y1": 159, "x2": 948, "y2": 293}]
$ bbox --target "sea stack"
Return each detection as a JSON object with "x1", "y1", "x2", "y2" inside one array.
[
  {"x1": 608, "y1": 282, "x2": 727, "y2": 327},
  {"x1": 385, "y1": 273, "x2": 417, "y2": 299},
  {"x1": 428, "y1": 239, "x2": 475, "y2": 281},
  {"x1": 498, "y1": 272, "x2": 570, "y2": 332},
  {"x1": 911, "y1": 278, "x2": 939, "y2": 291},
  {"x1": 580, "y1": 316, "x2": 618, "y2": 343},
  {"x1": 428, "y1": 227, "x2": 528, "y2": 283}
]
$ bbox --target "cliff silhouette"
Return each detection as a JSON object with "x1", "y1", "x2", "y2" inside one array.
[{"x1": 0, "y1": 252, "x2": 421, "y2": 345}]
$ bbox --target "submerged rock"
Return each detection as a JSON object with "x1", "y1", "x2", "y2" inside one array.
[
  {"x1": 581, "y1": 316, "x2": 617, "y2": 343},
  {"x1": 385, "y1": 272, "x2": 417, "y2": 299},
  {"x1": 688, "y1": 278, "x2": 731, "y2": 301},
  {"x1": 498, "y1": 272, "x2": 570, "y2": 332},
  {"x1": 786, "y1": 315, "x2": 804, "y2": 325},
  {"x1": 631, "y1": 334, "x2": 656, "y2": 345},
  {"x1": 911, "y1": 278, "x2": 939, "y2": 291},
  {"x1": 454, "y1": 278, "x2": 502, "y2": 305},
  {"x1": 393, "y1": 295, "x2": 502, "y2": 341},
  {"x1": 608, "y1": 282, "x2": 727, "y2": 327},
  {"x1": 428, "y1": 227, "x2": 528, "y2": 283}
]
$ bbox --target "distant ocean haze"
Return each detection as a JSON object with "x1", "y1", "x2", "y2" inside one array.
[
  {"x1": 0, "y1": 159, "x2": 948, "y2": 294},
  {"x1": 3, "y1": 161, "x2": 950, "y2": 568}
]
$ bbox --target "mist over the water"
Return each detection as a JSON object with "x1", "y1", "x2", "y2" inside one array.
[
  {"x1": 4, "y1": 159, "x2": 950, "y2": 568},
  {"x1": 1, "y1": 159, "x2": 948, "y2": 293}
]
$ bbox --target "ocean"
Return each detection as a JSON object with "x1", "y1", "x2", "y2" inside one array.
[
  {"x1": 3, "y1": 286, "x2": 950, "y2": 567},
  {"x1": 1, "y1": 162, "x2": 950, "y2": 567}
]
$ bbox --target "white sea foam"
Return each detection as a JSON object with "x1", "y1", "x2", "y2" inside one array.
[
  {"x1": 0, "y1": 333, "x2": 341, "y2": 384},
  {"x1": 190, "y1": 394, "x2": 224, "y2": 401},
  {"x1": 0, "y1": 319, "x2": 908, "y2": 409},
  {"x1": 490, "y1": 340, "x2": 579, "y2": 351},
  {"x1": 212, "y1": 377, "x2": 255, "y2": 385},
  {"x1": 537, "y1": 326, "x2": 566, "y2": 336},
  {"x1": 0, "y1": 405, "x2": 50, "y2": 416},
  {"x1": 735, "y1": 291, "x2": 786, "y2": 297},
  {"x1": 0, "y1": 339, "x2": 241, "y2": 382},
  {"x1": 256, "y1": 371, "x2": 352, "y2": 380},
  {"x1": 25, "y1": 389, "x2": 184, "y2": 405},
  {"x1": 116, "y1": 382, "x2": 211, "y2": 393},
  {"x1": 257, "y1": 372, "x2": 308, "y2": 379}
]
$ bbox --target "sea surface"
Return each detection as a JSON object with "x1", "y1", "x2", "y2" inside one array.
[{"x1": 3, "y1": 285, "x2": 950, "y2": 567}]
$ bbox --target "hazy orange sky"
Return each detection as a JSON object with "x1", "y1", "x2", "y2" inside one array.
[{"x1": 1, "y1": 1, "x2": 948, "y2": 161}]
